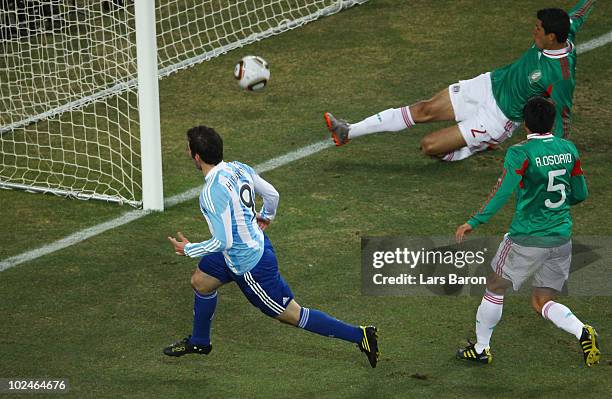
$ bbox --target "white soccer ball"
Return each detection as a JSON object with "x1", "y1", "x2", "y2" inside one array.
[{"x1": 233, "y1": 55, "x2": 270, "y2": 91}]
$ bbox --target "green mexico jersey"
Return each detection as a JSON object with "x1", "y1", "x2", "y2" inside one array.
[
  {"x1": 468, "y1": 134, "x2": 588, "y2": 246},
  {"x1": 490, "y1": 0, "x2": 596, "y2": 138}
]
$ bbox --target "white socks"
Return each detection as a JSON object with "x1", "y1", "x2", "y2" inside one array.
[
  {"x1": 475, "y1": 290, "x2": 504, "y2": 354},
  {"x1": 541, "y1": 301, "x2": 584, "y2": 339},
  {"x1": 441, "y1": 143, "x2": 489, "y2": 162},
  {"x1": 348, "y1": 106, "x2": 415, "y2": 139},
  {"x1": 347, "y1": 107, "x2": 492, "y2": 162},
  {"x1": 473, "y1": 297, "x2": 585, "y2": 354}
]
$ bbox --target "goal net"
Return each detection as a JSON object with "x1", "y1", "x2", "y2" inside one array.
[{"x1": 0, "y1": 0, "x2": 368, "y2": 209}]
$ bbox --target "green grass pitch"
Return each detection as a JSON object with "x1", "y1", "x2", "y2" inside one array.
[{"x1": 1, "y1": 1, "x2": 611, "y2": 397}]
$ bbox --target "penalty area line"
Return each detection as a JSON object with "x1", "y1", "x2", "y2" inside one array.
[
  {"x1": 0, "y1": 140, "x2": 333, "y2": 272},
  {"x1": 2, "y1": 29, "x2": 612, "y2": 272}
]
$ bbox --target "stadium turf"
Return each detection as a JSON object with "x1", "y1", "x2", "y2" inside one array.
[{"x1": 1, "y1": 1, "x2": 611, "y2": 397}]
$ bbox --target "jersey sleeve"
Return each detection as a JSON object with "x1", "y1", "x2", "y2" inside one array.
[
  {"x1": 467, "y1": 147, "x2": 526, "y2": 228},
  {"x1": 237, "y1": 161, "x2": 280, "y2": 221},
  {"x1": 568, "y1": 0, "x2": 596, "y2": 41},
  {"x1": 567, "y1": 146, "x2": 588, "y2": 205},
  {"x1": 184, "y1": 183, "x2": 233, "y2": 257},
  {"x1": 253, "y1": 174, "x2": 279, "y2": 221}
]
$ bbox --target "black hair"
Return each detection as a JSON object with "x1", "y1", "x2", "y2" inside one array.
[
  {"x1": 186, "y1": 125, "x2": 223, "y2": 165},
  {"x1": 537, "y1": 8, "x2": 570, "y2": 43},
  {"x1": 524, "y1": 96, "x2": 556, "y2": 134}
]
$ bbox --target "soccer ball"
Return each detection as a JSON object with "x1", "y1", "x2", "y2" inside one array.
[{"x1": 234, "y1": 55, "x2": 270, "y2": 91}]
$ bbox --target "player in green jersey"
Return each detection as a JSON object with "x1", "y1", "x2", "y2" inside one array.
[
  {"x1": 324, "y1": 1, "x2": 596, "y2": 161},
  {"x1": 454, "y1": 96, "x2": 599, "y2": 366}
]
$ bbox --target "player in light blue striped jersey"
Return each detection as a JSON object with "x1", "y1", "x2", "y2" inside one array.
[{"x1": 163, "y1": 125, "x2": 379, "y2": 368}]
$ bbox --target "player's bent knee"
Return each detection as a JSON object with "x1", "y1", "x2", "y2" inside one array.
[
  {"x1": 420, "y1": 135, "x2": 438, "y2": 156},
  {"x1": 190, "y1": 273, "x2": 199, "y2": 289},
  {"x1": 276, "y1": 300, "x2": 301, "y2": 326},
  {"x1": 485, "y1": 273, "x2": 510, "y2": 294},
  {"x1": 190, "y1": 270, "x2": 218, "y2": 295}
]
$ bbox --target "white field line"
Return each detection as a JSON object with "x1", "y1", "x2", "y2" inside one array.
[
  {"x1": 577, "y1": 31, "x2": 612, "y2": 53},
  {"x1": 0, "y1": 140, "x2": 333, "y2": 271},
  {"x1": 2, "y1": 31, "x2": 611, "y2": 272}
]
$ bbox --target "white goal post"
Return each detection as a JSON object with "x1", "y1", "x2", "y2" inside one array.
[{"x1": 0, "y1": 0, "x2": 369, "y2": 210}]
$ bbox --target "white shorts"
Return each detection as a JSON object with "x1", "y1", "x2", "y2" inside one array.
[
  {"x1": 491, "y1": 235, "x2": 572, "y2": 292},
  {"x1": 448, "y1": 72, "x2": 520, "y2": 148}
]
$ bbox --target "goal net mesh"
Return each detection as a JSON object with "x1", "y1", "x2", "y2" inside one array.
[{"x1": 0, "y1": 0, "x2": 368, "y2": 206}]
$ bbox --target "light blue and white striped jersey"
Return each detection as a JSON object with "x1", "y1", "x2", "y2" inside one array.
[{"x1": 184, "y1": 161, "x2": 279, "y2": 275}]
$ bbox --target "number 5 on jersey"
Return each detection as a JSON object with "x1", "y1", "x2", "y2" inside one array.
[{"x1": 545, "y1": 169, "x2": 567, "y2": 209}]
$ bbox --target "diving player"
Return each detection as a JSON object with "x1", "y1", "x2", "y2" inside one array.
[{"x1": 325, "y1": 1, "x2": 596, "y2": 161}]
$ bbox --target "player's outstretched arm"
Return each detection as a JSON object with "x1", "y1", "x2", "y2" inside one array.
[
  {"x1": 568, "y1": 0, "x2": 597, "y2": 39},
  {"x1": 464, "y1": 148, "x2": 525, "y2": 230}
]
